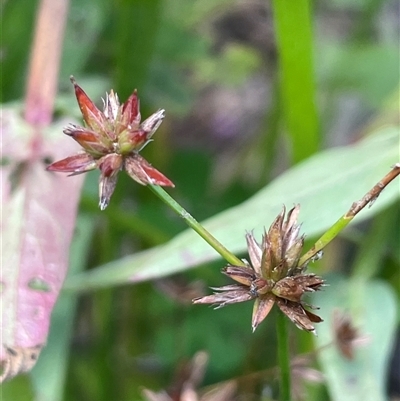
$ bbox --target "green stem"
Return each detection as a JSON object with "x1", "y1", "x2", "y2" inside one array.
[
  {"x1": 276, "y1": 311, "x2": 291, "y2": 401},
  {"x1": 298, "y1": 214, "x2": 353, "y2": 266},
  {"x1": 148, "y1": 185, "x2": 245, "y2": 267},
  {"x1": 299, "y1": 164, "x2": 400, "y2": 266}
]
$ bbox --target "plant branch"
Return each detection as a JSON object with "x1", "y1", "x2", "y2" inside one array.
[
  {"x1": 299, "y1": 163, "x2": 400, "y2": 266},
  {"x1": 148, "y1": 185, "x2": 245, "y2": 267}
]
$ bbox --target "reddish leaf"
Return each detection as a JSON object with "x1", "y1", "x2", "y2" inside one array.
[{"x1": 0, "y1": 107, "x2": 84, "y2": 382}]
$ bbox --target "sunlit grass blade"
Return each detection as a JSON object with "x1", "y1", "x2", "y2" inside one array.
[{"x1": 271, "y1": 0, "x2": 319, "y2": 162}]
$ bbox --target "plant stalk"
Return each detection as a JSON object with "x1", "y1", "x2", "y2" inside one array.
[
  {"x1": 277, "y1": 311, "x2": 291, "y2": 401},
  {"x1": 148, "y1": 185, "x2": 245, "y2": 267},
  {"x1": 24, "y1": 0, "x2": 70, "y2": 127},
  {"x1": 299, "y1": 163, "x2": 400, "y2": 266},
  {"x1": 271, "y1": 0, "x2": 319, "y2": 163}
]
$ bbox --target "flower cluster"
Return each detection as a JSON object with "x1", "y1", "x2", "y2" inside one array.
[
  {"x1": 47, "y1": 76, "x2": 174, "y2": 210},
  {"x1": 194, "y1": 206, "x2": 325, "y2": 333}
]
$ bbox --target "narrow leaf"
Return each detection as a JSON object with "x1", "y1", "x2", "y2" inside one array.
[{"x1": 271, "y1": 0, "x2": 320, "y2": 162}]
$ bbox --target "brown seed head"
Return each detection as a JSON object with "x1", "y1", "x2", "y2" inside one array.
[{"x1": 193, "y1": 205, "x2": 325, "y2": 333}]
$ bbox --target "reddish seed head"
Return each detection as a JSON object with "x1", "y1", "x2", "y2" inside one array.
[{"x1": 46, "y1": 77, "x2": 174, "y2": 209}]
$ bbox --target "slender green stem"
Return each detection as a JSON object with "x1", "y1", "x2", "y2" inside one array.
[
  {"x1": 148, "y1": 185, "x2": 245, "y2": 267},
  {"x1": 276, "y1": 311, "x2": 291, "y2": 401},
  {"x1": 298, "y1": 215, "x2": 353, "y2": 266},
  {"x1": 299, "y1": 163, "x2": 400, "y2": 266}
]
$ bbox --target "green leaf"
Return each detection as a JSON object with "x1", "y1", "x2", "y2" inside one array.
[
  {"x1": 312, "y1": 273, "x2": 397, "y2": 401},
  {"x1": 64, "y1": 126, "x2": 400, "y2": 292},
  {"x1": 271, "y1": 0, "x2": 320, "y2": 162}
]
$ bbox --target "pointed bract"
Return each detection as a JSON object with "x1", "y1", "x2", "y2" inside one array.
[
  {"x1": 140, "y1": 109, "x2": 165, "y2": 139},
  {"x1": 193, "y1": 285, "x2": 254, "y2": 308},
  {"x1": 98, "y1": 153, "x2": 123, "y2": 177},
  {"x1": 121, "y1": 89, "x2": 141, "y2": 128},
  {"x1": 63, "y1": 124, "x2": 111, "y2": 156},
  {"x1": 124, "y1": 154, "x2": 174, "y2": 187},
  {"x1": 70, "y1": 76, "x2": 107, "y2": 134},
  {"x1": 46, "y1": 153, "x2": 97, "y2": 174},
  {"x1": 276, "y1": 299, "x2": 321, "y2": 333},
  {"x1": 251, "y1": 295, "x2": 275, "y2": 332},
  {"x1": 99, "y1": 173, "x2": 118, "y2": 211},
  {"x1": 142, "y1": 351, "x2": 236, "y2": 401},
  {"x1": 222, "y1": 265, "x2": 255, "y2": 286},
  {"x1": 97, "y1": 154, "x2": 122, "y2": 210},
  {"x1": 245, "y1": 233, "x2": 262, "y2": 275},
  {"x1": 103, "y1": 90, "x2": 120, "y2": 124}
]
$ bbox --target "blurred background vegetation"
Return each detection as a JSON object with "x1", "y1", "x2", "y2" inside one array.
[{"x1": 1, "y1": 0, "x2": 399, "y2": 400}]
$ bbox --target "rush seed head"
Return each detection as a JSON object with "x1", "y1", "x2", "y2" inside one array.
[
  {"x1": 194, "y1": 205, "x2": 325, "y2": 333},
  {"x1": 46, "y1": 76, "x2": 174, "y2": 209}
]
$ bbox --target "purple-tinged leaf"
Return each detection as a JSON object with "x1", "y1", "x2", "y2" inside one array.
[{"x1": 0, "y1": 107, "x2": 84, "y2": 382}]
